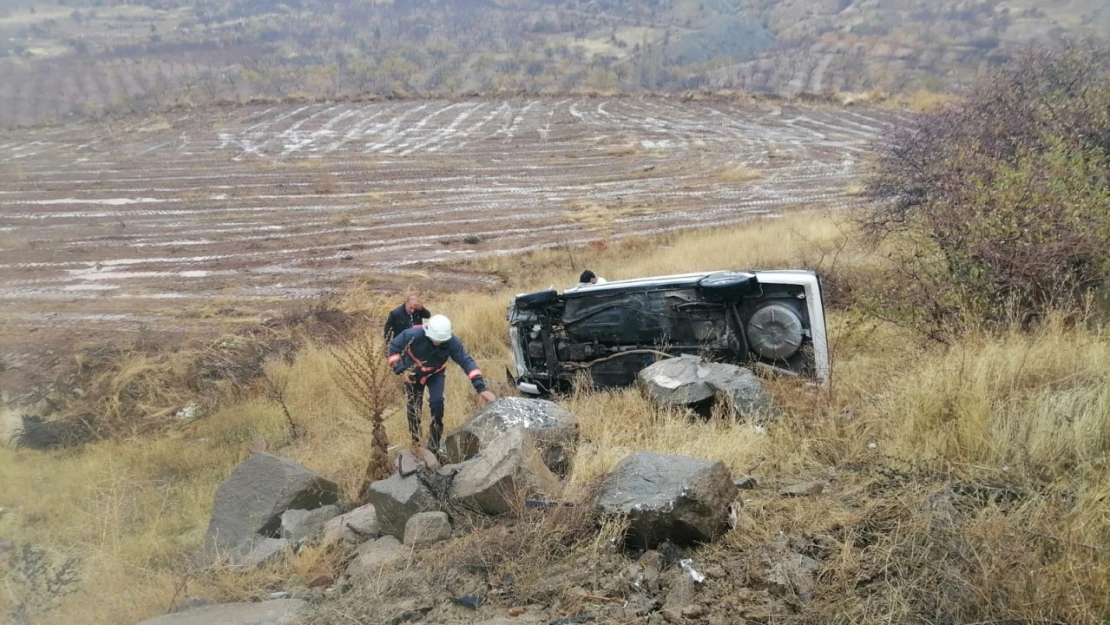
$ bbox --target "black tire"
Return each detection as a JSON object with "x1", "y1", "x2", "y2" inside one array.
[
  {"x1": 697, "y1": 271, "x2": 756, "y2": 300},
  {"x1": 514, "y1": 289, "x2": 559, "y2": 309}
]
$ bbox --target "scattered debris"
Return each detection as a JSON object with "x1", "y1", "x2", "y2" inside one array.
[
  {"x1": 174, "y1": 403, "x2": 202, "y2": 421},
  {"x1": 452, "y1": 594, "x2": 485, "y2": 610},
  {"x1": 595, "y1": 451, "x2": 738, "y2": 547},
  {"x1": 680, "y1": 558, "x2": 706, "y2": 584}
]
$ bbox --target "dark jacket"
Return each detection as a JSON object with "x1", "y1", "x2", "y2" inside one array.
[
  {"x1": 387, "y1": 327, "x2": 488, "y2": 392},
  {"x1": 383, "y1": 304, "x2": 431, "y2": 341}
]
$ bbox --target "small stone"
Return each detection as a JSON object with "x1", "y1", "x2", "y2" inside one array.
[
  {"x1": 778, "y1": 481, "x2": 825, "y2": 497},
  {"x1": 322, "y1": 504, "x2": 380, "y2": 549},
  {"x1": 228, "y1": 537, "x2": 290, "y2": 569},
  {"x1": 403, "y1": 511, "x2": 452, "y2": 548},
  {"x1": 368, "y1": 473, "x2": 441, "y2": 540},
  {"x1": 508, "y1": 606, "x2": 526, "y2": 616},
  {"x1": 345, "y1": 536, "x2": 408, "y2": 578},
  {"x1": 703, "y1": 564, "x2": 727, "y2": 580},
  {"x1": 681, "y1": 604, "x2": 706, "y2": 619},
  {"x1": 663, "y1": 573, "x2": 696, "y2": 614},
  {"x1": 308, "y1": 573, "x2": 333, "y2": 588}
]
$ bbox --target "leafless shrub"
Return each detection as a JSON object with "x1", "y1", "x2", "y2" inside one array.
[{"x1": 261, "y1": 361, "x2": 301, "y2": 440}]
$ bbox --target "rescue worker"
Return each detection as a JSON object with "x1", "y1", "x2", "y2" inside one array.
[
  {"x1": 383, "y1": 295, "x2": 431, "y2": 342},
  {"x1": 387, "y1": 314, "x2": 497, "y2": 454}
]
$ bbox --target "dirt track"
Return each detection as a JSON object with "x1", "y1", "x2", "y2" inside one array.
[{"x1": 0, "y1": 97, "x2": 889, "y2": 372}]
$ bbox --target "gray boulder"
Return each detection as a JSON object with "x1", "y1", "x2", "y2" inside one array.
[
  {"x1": 280, "y1": 505, "x2": 340, "y2": 544},
  {"x1": 136, "y1": 599, "x2": 308, "y2": 625},
  {"x1": 595, "y1": 451, "x2": 738, "y2": 548},
  {"x1": 638, "y1": 355, "x2": 774, "y2": 419},
  {"x1": 368, "y1": 473, "x2": 441, "y2": 540},
  {"x1": 443, "y1": 397, "x2": 579, "y2": 475},
  {"x1": 403, "y1": 511, "x2": 452, "y2": 547},
  {"x1": 203, "y1": 452, "x2": 339, "y2": 559},
  {"x1": 228, "y1": 537, "x2": 290, "y2": 569},
  {"x1": 345, "y1": 536, "x2": 409, "y2": 578},
  {"x1": 449, "y1": 427, "x2": 562, "y2": 516},
  {"x1": 321, "y1": 504, "x2": 380, "y2": 549}
]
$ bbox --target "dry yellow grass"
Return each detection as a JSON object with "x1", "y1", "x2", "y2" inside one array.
[{"x1": 2, "y1": 212, "x2": 1108, "y2": 625}]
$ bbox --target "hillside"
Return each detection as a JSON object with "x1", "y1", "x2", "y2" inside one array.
[
  {"x1": 0, "y1": 0, "x2": 1106, "y2": 126},
  {"x1": 2, "y1": 214, "x2": 1109, "y2": 625}
]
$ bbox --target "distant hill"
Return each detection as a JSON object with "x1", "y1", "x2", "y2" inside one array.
[{"x1": 0, "y1": 0, "x2": 1105, "y2": 126}]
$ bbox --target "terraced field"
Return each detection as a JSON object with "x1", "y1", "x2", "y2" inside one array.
[{"x1": 0, "y1": 97, "x2": 890, "y2": 370}]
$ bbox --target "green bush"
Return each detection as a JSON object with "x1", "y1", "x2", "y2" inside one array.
[{"x1": 862, "y1": 43, "x2": 1110, "y2": 336}]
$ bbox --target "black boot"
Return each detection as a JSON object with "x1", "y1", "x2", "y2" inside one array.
[
  {"x1": 427, "y1": 400, "x2": 445, "y2": 455},
  {"x1": 405, "y1": 384, "x2": 424, "y2": 446}
]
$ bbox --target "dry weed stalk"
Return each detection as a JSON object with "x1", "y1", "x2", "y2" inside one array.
[
  {"x1": 261, "y1": 362, "x2": 301, "y2": 440},
  {"x1": 330, "y1": 331, "x2": 395, "y2": 502}
]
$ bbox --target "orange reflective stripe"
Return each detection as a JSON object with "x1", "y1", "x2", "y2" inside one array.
[
  {"x1": 468, "y1": 369, "x2": 483, "y2": 380},
  {"x1": 388, "y1": 354, "x2": 401, "y2": 364}
]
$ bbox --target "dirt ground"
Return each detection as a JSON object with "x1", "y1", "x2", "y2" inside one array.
[{"x1": 0, "y1": 97, "x2": 887, "y2": 392}]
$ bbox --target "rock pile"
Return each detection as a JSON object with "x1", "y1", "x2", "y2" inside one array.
[{"x1": 189, "y1": 397, "x2": 747, "y2": 624}]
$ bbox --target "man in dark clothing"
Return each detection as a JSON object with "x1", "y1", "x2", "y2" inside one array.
[
  {"x1": 383, "y1": 295, "x2": 431, "y2": 342},
  {"x1": 387, "y1": 314, "x2": 497, "y2": 454}
]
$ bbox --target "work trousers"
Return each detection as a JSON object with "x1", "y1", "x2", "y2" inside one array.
[{"x1": 404, "y1": 372, "x2": 446, "y2": 452}]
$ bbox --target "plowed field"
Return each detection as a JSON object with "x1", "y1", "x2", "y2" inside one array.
[{"x1": 0, "y1": 98, "x2": 890, "y2": 374}]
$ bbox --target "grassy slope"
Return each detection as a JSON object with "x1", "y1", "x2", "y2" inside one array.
[{"x1": 1, "y1": 213, "x2": 1109, "y2": 624}]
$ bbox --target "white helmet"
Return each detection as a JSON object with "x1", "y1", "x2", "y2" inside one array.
[{"x1": 424, "y1": 314, "x2": 453, "y2": 342}]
